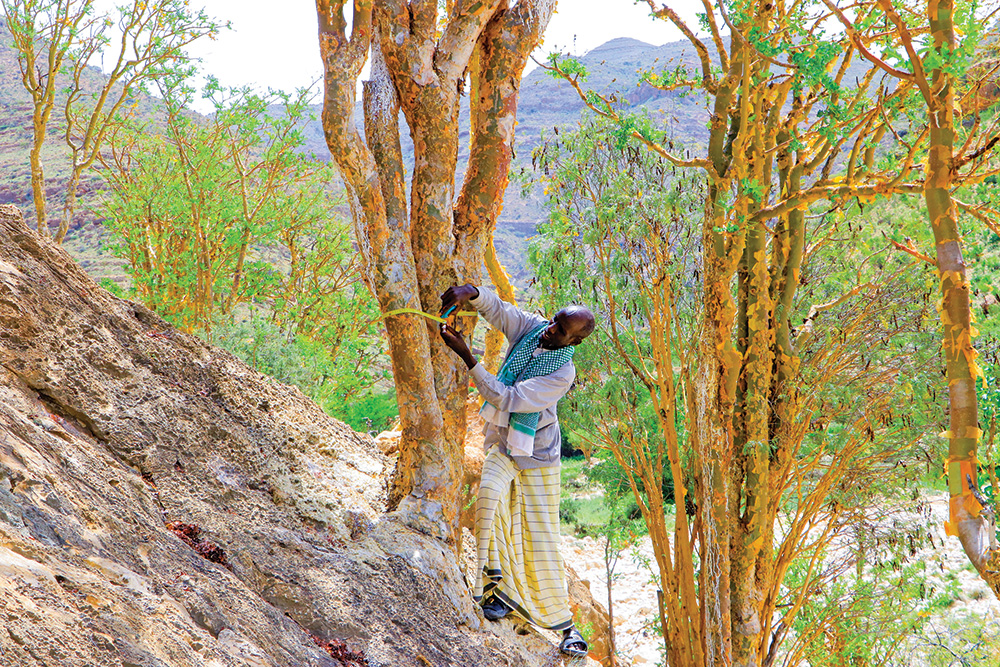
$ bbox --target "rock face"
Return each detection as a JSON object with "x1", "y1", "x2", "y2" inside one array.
[{"x1": 0, "y1": 205, "x2": 599, "y2": 666}]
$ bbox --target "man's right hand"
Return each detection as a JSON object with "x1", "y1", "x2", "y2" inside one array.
[{"x1": 440, "y1": 284, "x2": 479, "y2": 317}]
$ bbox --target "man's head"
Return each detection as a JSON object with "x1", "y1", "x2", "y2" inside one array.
[{"x1": 538, "y1": 305, "x2": 596, "y2": 350}]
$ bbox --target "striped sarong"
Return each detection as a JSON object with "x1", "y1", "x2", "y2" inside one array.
[{"x1": 472, "y1": 446, "x2": 573, "y2": 631}]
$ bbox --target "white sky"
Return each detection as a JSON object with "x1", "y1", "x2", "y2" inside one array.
[{"x1": 183, "y1": 0, "x2": 699, "y2": 112}]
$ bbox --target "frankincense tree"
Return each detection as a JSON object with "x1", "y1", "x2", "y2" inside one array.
[{"x1": 315, "y1": 0, "x2": 556, "y2": 541}]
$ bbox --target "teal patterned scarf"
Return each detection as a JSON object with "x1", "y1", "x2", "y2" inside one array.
[{"x1": 480, "y1": 323, "x2": 575, "y2": 456}]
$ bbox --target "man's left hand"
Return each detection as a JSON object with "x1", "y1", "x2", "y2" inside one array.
[{"x1": 440, "y1": 323, "x2": 476, "y2": 369}]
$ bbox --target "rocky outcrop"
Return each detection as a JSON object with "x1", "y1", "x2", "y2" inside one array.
[
  {"x1": 0, "y1": 205, "x2": 599, "y2": 666},
  {"x1": 565, "y1": 565, "x2": 613, "y2": 666}
]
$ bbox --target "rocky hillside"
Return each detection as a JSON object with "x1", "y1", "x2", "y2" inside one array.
[{"x1": 0, "y1": 204, "x2": 602, "y2": 667}]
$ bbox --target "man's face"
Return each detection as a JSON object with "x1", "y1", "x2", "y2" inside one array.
[{"x1": 538, "y1": 310, "x2": 589, "y2": 350}]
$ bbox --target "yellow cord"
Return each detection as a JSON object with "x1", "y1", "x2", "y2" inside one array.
[{"x1": 379, "y1": 307, "x2": 477, "y2": 324}]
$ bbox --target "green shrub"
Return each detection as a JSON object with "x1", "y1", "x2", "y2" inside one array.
[
  {"x1": 560, "y1": 431, "x2": 583, "y2": 458},
  {"x1": 213, "y1": 315, "x2": 398, "y2": 433},
  {"x1": 560, "y1": 498, "x2": 581, "y2": 526},
  {"x1": 320, "y1": 389, "x2": 398, "y2": 435}
]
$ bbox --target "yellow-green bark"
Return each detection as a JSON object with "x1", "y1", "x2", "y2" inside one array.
[{"x1": 830, "y1": 0, "x2": 1000, "y2": 595}]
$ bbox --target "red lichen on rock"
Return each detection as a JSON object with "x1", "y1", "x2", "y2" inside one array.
[
  {"x1": 311, "y1": 635, "x2": 369, "y2": 666},
  {"x1": 165, "y1": 521, "x2": 230, "y2": 568}
]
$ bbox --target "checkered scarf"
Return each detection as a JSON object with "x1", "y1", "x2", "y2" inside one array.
[{"x1": 480, "y1": 323, "x2": 574, "y2": 456}]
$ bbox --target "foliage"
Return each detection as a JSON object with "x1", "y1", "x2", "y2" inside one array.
[
  {"x1": 920, "y1": 616, "x2": 1000, "y2": 667},
  {"x1": 100, "y1": 76, "x2": 341, "y2": 330},
  {"x1": 560, "y1": 431, "x2": 583, "y2": 458},
  {"x1": 559, "y1": 457, "x2": 608, "y2": 535},
  {"x1": 528, "y1": 111, "x2": 702, "y2": 463},
  {"x1": 529, "y1": 110, "x2": 949, "y2": 664},
  {"x1": 545, "y1": 53, "x2": 588, "y2": 82},
  {"x1": 975, "y1": 363, "x2": 1000, "y2": 512},
  {"x1": 1, "y1": 0, "x2": 223, "y2": 239},
  {"x1": 323, "y1": 387, "x2": 398, "y2": 435},
  {"x1": 98, "y1": 75, "x2": 391, "y2": 431},
  {"x1": 783, "y1": 556, "x2": 931, "y2": 667},
  {"x1": 209, "y1": 311, "x2": 396, "y2": 434}
]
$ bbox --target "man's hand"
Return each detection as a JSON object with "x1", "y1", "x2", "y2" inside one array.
[
  {"x1": 440, "y1": 284, "x2": 479, "y2": 318},
  {"x1": 440, "y1": 323, "x2": 477, "y2": 369}
]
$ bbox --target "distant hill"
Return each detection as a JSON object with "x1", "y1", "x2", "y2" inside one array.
[{"x1": 0, "y1": 18, "x2": 726, "y2": 284}]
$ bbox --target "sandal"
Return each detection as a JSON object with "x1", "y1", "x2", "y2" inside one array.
[
  {"x1": 560, "y1": 627, "x2": 588, "y2": 658},
  {"x1": 481, "y1": 597, "x2": 512, "y2": 621}
]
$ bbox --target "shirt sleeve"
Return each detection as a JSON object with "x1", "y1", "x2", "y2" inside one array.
[
  {"x1": 470, "y1": 287, "x2": 548, "y2": 343},
  {"x1": 469, "y1": 361, "x2": 575, "y2": 414}
]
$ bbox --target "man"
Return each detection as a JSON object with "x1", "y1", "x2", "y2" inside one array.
[{"x1": 438, "y1": 283, "x2": 595, "y2": 659}]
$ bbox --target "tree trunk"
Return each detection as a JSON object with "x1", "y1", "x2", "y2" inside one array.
[
  {"x1": 54, "y1": 168, "x2": 82, "y2": 244},
  {"x1": 30, "y1": 111, "x2": 49, "y2": 236},
  {"x1": 316, "y1": 0, "x2": 554, "y2": 543},
  {"x1": 454, "y1": 7, "x2": 540, "y2": 372},
  {"x1": 925, "y1": 0, "x2": 1000, "y2": 591}
]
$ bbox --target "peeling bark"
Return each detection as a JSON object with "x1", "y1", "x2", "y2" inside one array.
[
  {"x1": 317, "y1": 0, "x2": 554, "y2": 543},
  {"x1": 454, "y1": 4, "x2": 547, "y2": 369},
  {"x1": 924, "y1": 0, "x2": 1000, "y2": 593},
  {"x1": 550, "y1": 1, "x2": 922, "y2": 661}
]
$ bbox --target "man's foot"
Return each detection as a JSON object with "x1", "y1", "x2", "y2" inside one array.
[
  {"x1": 481, "y1": 597, "x2": 512, "y2": 621},
  {"x1": 560, "y1": 627, "x2": 588, "y2": 658}
]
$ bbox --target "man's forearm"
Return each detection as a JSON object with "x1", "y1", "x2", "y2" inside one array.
[{"x1": 459, "y1": 348, "x2": 477, "y2": 369}]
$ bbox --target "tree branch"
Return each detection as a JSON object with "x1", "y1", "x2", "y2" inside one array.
[
  {"x1": 435, "y1": 0, "x2": 503, "y2": 83},
  {"x1": 888, "y1": 238, "x2": 936, "y2": 265},
  {"x1": 819, "y1": 0, "x2": 915, "y2": 82},
  {"x1": 643, "y1": 0, "x2": 717, "y2": 93}
]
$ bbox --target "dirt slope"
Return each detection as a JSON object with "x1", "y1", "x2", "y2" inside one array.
[{"x1": 0, "y1": 204, "x2": 597, "y2": 667}]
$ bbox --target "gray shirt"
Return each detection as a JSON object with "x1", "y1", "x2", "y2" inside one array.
[{"x1": 468, "y1": 288, "x2": 575, "y2": 469}]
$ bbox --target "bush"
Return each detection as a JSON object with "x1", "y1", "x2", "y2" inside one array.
[
  {"x1": 214, "y1": 317, "x2": 325, "y2": 390},
  {"x1": 560, "y1": 431, "x2": 583, "y2": 458},
  {"x1": 213, "y1": 315, "x2": 398, "y2": 434},
  {"x1": 560, "y1": 498, "x2": 581, "y2": 525},
  {"x1": 588, "y1": 456, "x2": 677, "y2": 506},
  {"x1": 320, "y1": 389, "x2": 398, "y2": 435}
]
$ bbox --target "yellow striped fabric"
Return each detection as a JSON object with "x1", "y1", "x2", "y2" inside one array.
[{"x1": 473, "y1": 446, "x2": 573, "y2": 631}]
